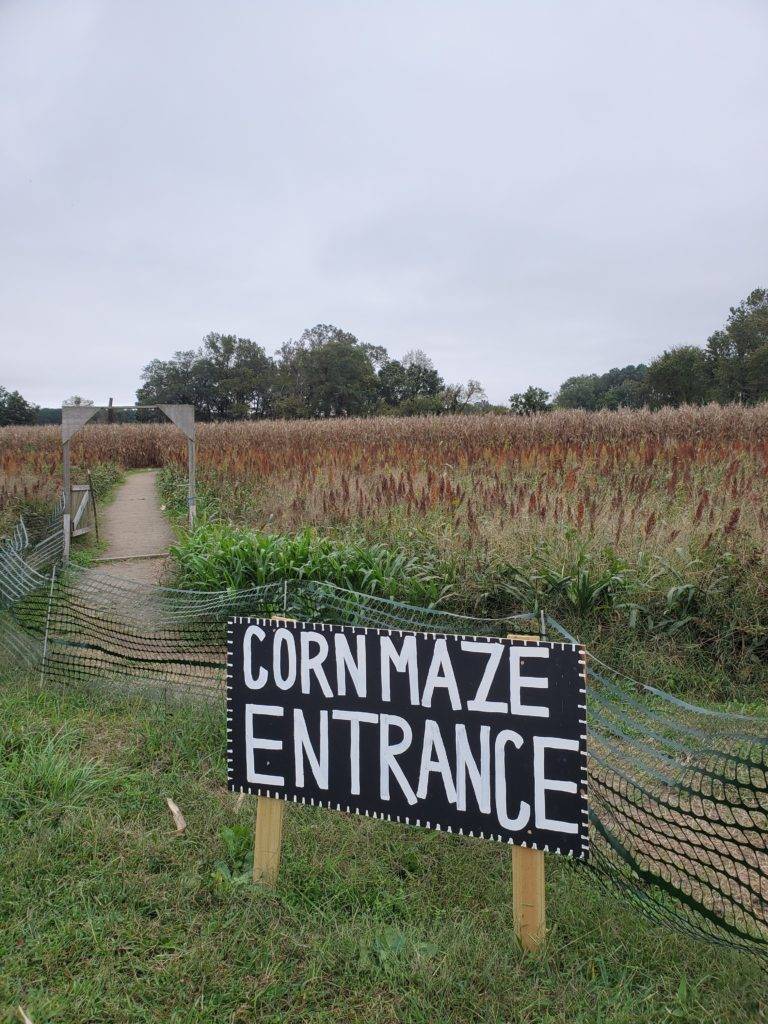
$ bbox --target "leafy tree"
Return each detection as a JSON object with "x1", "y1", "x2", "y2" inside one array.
[
  {"x1": 201, "y1": 333, "x2": 276, "y2": 419},
  {"x1": 441, "y1": 379, "x2": 487, "y2": 413},
  {"x1": 274, "y1": 325, "x2": 378, "y2": 417},
  {"x1": 706, "y1": 288, "x2": 768, "y2": 403},
  {"x1": 0, "y1": 388, "x2": 37, "y2": 425},
  {"x1": 509, "y1": 386, "x2": 551, "y2": 415},
  {"x1": 377, "y1": 350, "x2": 444, "y2": 409},
  {"x1": 303, "y1": 338, "x2": 378, "y2": 417},
  {"x1": 644, "y1": 346, "x2": 711, "y2": 407},
  {"x1": 401, "y1": 351, "x2": 443, "y2": 401},
  {"x1": 377, "y1": 359, "x2": 409, "y2": 406},
  {"x1": 391, "y1": 394, "x2": 446, "y2": 416},
  {"x1": 137, "y1": 351, "x2": 198, "y2": 408},
  {"x1": 555, "y1": 365, "x2": 647, "y2": 410},
  {"x1": 555, "y1": 374, "x2": 601, "y2": 410},
  {"x1": 360, "y1": 342, "x2": 389, "y2": 370},
  {"x1": 744, "y1": 344, "x2": 768, "y2": 402},
  {"x1": 600, "y1": 377, "x2": 646, "y2": 410},
  {"x1": 134, "y1": 324, "x2": 535, "y2": 422},
  {"x1": 35, "y1": 408, "x2": 62, "y2": 425},
  {"x1": 137, "y1": 335, "x2": 276, "y2": 420}
]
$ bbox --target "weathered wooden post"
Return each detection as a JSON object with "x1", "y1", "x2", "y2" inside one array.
[
  {"x1": 62, "y1": 438, "x2": 71, "y2": 564},
  {"x1": 250, "y1": 614, "x2": 292, "y2": 886},
  {"x1": 252, "y1": 795, "x2": 285, "y2": 885},
  {"x1": 511, "y1": 845, "x2": 546, "y2": 951},
  {"x1": 156, "y1": 404, "x2": 196, "y2": 531},
  {"x1": 62, "y1": 404, "x2": 101, "y2": 564},
  {"x1": 509, "y1": 615, "x2": 548, "y2": 951},
  {"x1": 187, "y1": 437, "x2": 196, "y2": 530}
]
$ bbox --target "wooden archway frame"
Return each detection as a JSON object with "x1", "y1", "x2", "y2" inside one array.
[{"x1": 61, "y1": 403, "x2": 196, "y2": 562}]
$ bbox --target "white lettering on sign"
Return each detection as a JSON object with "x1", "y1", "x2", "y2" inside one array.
[
  {"x1": 228, "y1": 620, "x2": 589, "y2": 859},
  {"x1": 380, "y1": 635, "x2": 419, "y2": 704},
  {"x1": 509, "y1": 647, "x2": 550, "y2": 717},
  {"x1": 332, "y1": 709, "x2": 378, "y2": 794},
  {"x1": 243, "y1": 624, "x2": 268, "y2": 689},
  {"x1": 533, "y1": 735, "x2": 580, "y2": 834},
  {"x1": 244, "y1": 703, "x2": 284, "y2": 786}
]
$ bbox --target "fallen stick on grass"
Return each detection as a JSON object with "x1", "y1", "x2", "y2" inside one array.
[{"x1": 165, "y1": 797, "x2": 187, "y2": 835}]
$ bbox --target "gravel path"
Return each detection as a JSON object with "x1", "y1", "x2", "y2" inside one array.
[{"x1": 94, "y1": 470, "x2": 174, "y2": 583}]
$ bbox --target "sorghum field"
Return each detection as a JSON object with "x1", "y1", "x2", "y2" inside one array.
[
  {"x1": 2, "y1": 405, "x2": 768, "y2": 1023},
  {"x1": 4, "y1": 405, "x2": 766, "y2": 699}
]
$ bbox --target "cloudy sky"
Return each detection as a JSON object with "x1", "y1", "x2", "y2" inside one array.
[{"x1": 1, "y1": 1, "x2": 766, "y2": 407}]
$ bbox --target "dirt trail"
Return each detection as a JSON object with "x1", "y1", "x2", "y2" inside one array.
[{"x1": 94, "y1": 470, "x2": 174, "y2": 583}]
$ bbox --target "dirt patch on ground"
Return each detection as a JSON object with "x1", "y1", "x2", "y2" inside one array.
[{"x1": 94, "y1": 470, "x2": 174, "y2": 583}]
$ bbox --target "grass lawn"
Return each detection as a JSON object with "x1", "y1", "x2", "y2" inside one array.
[{"x1": 1, "y1": 673, "x2": 765, "y2": 1024}]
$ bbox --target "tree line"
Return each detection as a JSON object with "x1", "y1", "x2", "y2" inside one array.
[
  {"x1": 2, "y1": 287, "x2": 766, "y2": 425},
  {"x1": 510, "y1": 287, "x2": 768, "y2": 413},
  {"x1": 135, "y1": 324, "x2": 487, "y2": 420}
]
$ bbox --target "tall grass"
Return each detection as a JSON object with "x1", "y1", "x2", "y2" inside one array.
[
  {"x1": 171, "y1": 523, "x2": 452, "y2": 605},
  {"x1": 2, "y1": 675, "x2": 763, "y2": 1023},
  {"x1": 166, "y1": 515, "x2": 767, "y2": 698},
  {"x1": 0, "y1": 720, "x2": 123, "y2": 822}
]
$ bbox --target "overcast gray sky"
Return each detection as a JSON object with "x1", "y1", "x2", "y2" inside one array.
[{"x1": 1, "y1": 1, "x2": 766, "y2": 407}]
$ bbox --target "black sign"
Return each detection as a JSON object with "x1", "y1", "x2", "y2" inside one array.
[{"x1": 227, "y1": 619, "x2": 589, "y2": 859}]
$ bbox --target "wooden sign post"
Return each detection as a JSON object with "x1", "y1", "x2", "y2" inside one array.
[
  {"x1": 512, "y1": 845, "x2": 546, "y2": 950},
  {"x1": 227, "y1": 618, "x2": 588, "y2": 943},
  {"x1": 508, "y1": 631, "x2": 546, "y2": 951},
  {"x1": 253, "y1": 794, "x2": 284, "y2": 885},
  {"x1": 251, "y1": 615, "x2": 292, "y2": 884}
]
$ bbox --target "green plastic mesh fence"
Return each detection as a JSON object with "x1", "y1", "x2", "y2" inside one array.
[{"x1": 1, "y1": 513, "x2": 766, "y2": 960}]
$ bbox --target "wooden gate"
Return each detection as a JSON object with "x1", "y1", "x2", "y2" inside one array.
[{"x1": 69, "y1": 482, "x2": 96, "y2": 539}]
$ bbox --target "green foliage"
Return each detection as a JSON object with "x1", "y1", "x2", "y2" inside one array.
[
  {"x1": 0, "y1": 386, "x2": 37, "y2": 426},
  {"x1": 744, "y1": 343, "x2": 768, "y2": 401},
  {"x1": 440, "y1": 378, "x2": 487, "y2": 412},
  {"x1": 211, "y1": 824, "x2": 253, "y2": 886},
  {"x1": 640, "y1": 288, "x2": 768, "y2": 409},
  {"x1": 275, "y1": 325, "x2": 380, "y2": 418},
  {"x1": 169, "y1": 522, "x2": 453, "y2": 606},
  {"x1": 644, "y1": 346, "x2": 711, "y2": 407},
  {"x1": 0, "y1": 720, "x2": 122, "y2": 823},
  {"x1": 137, "y1": 333, "x2": 276, "y2": 420},
  {"x1": 165, "y1": 500, "x2": 768, "y2": 693},
  {"x1": 552, "y1": 287, "x2": 768, "y2": 410},
  {"x1": 489, "y1": 540, "x2": 768, "y2": 674},
  {"x1": 85, "y1": 461, "x2": 125, "y2": 501},
  {"x1": 130, "y1": 286, "x2": 768, "y2": 418},
  {"x1": 0, "y1": 675, "x2": 763, "y2": 1023},
  {"x1": 706, "y1": 287, "x2": 768, "y2": 403},
  {"x1": 377, "y1": 349, "x2": 444, "y2": 408},
  {"x1": 509, "y1": 385, "x2": 551, "y2": 415},
  {"x1": 35, "y1": 406, "x2": 63, "y2": 424},
  {"x1": 137, "y1": 326, "x2": 476, "y2": 421},
  {"x1": 157, "y1": 464, "x2": 220, "y2": 522},
  {"x1": 481, "y1": 545, "x2": 634, "y2": 620},
  {"x1": 555, "y1": 366, "x2": 647, "y2": 411}
]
